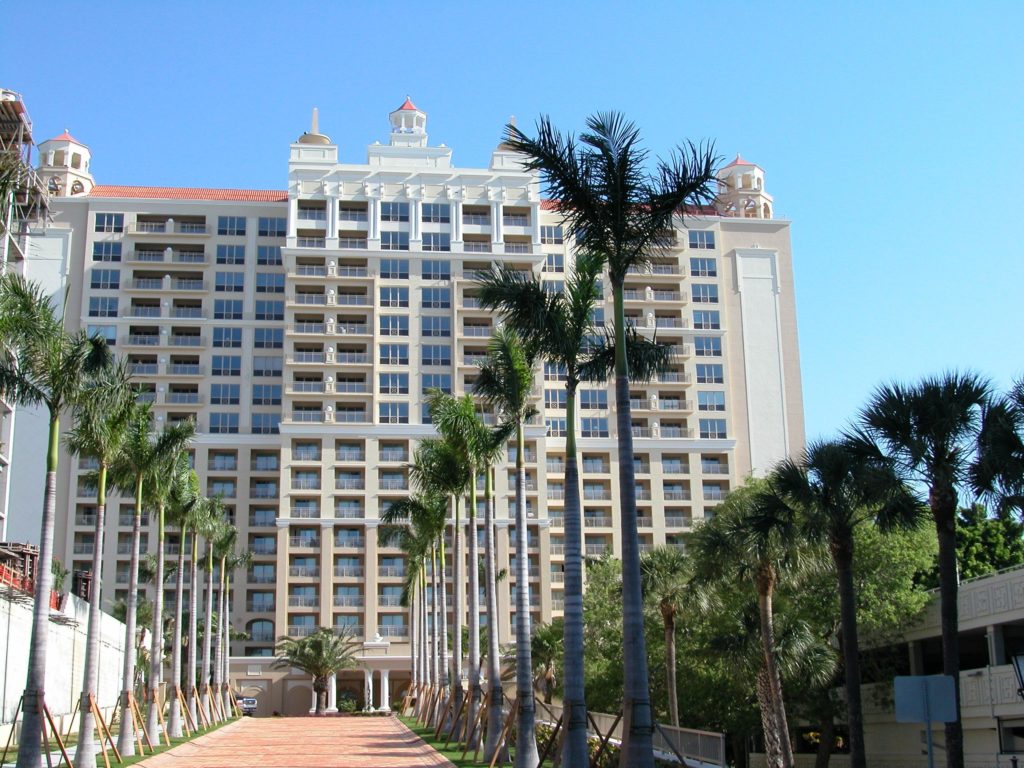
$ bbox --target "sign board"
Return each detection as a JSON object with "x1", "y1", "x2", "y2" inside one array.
[{"x1": 894, "y1": 675, "x2": 957, "y2": 724}]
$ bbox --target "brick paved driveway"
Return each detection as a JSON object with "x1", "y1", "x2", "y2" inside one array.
[{"x1": 134, "y1": 716, "x2": 455, "y2": 768}]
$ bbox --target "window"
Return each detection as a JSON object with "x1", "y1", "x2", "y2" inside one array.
[
  {"x1": 210, "y1": 413, "x2": 240, "y2": 434},
  {"x1": 214, "y1": 299, "x2": 243, "y2": 320},
  {"x1": 252, "y1": 355, "x2": 282, "y2": 377},
  {"x1": 546, "y1": 418, "x2": 567, "y2": 437},
  {"x1": 213, "y1": 327, "x2": 242, "y2": 348},
  {"x1": 92, "y1": 242, "x2": 122, "y2": 262},
  {"x1": 422, "y1": 233, "x2": 451, "y2": 253},
  {"x1": 698, "y1": 391, "x2": 726, "y2": 411},
  {"x1": 581, "y1": 418, "x2": 610, "y2": 438},
  {"x1": 421, "y1": 316, "x2": 450, "y2": 337},
  {"x1": 422, "y1": 344, "x2": 451, "y2": 367},
  {"x1": 94, "y1": 213, "x2": 124, "y2": 233},
  {"x1": 86, "y1": 324, "x2": 116, "y2": 344},
  {"x1": 380, "y1": 402, "x2": 409, "y2": 424},
  {"x1": 381, "y1": 231, "x2": 409, "y2": 251},
  {"x1": 380, "y1": 287, "x2": 408, "y2": 307},
  {"x1": 696, "y1": 364, "x2": 724, "y2": 384},
  {"x1": 252, "y1": 413, "x2": 281, "y2": 434},
  {"x1": 580, "y1": 390, "x2": 608, "y2": 410},
  {"x1": 379, "y1": 373, "x2": 409, "y2": 395},
  {"x1": 690, "y1": 257, "x2": 717, "y2": 277},
  {"x1": 544, "y1": 362, "x2": 567, "y2": 381},
  {"x1": 693, "y1": 310, "x2": 721, "y2": 330},
  {"x1": 257, "y1": 246, "x2": 282, "y2": 266},
  {"x1": 212, "y1": 355, "x2": 241, "y2": 377},
  {"x1": 379, "y1": 315, "x2": 409, "y2": 336},
  {"x1": 544, "y1": 280, "x2": 565, "y2": 294},
  {"x1": 88, "y1": 297, "x2": 118, "y2": 317},
  {"x1": 541, "y1": 225, "x2": 563, "y2": 244},
  {"x1": 256, "y1": 273, "x2": 285, "y2": 293},
  {"x1": 379, "y1": 344, "x2": 409, "y2": 365},
  {"x1": 252, "y1": 385, "x2": 282, "y2": 405},
  {"x1": 255, "y1": 300, "x2": 284, "y2": 320},
  {"x1": 215, "y1": 272, "x2": 244, "y2": 292},
  {"x1": 217, "y1": 216, "x2": 246, "y2": 236},
  {"x1": 258, "y1": 217, "x2": 286, "y2": 237},
  {"x1": 254, "y1": 328, "x2": 283, "y2": 348},
  {"x1": 210, "y1": 384, "x2": 240, "y2": 405},
  {"x1": 689, "y1": 230, "x2": 715, "y2": 249},
  {"x1": 380, "y1": 259, "x2": 409, "y2": 279},
  {"x1": 423, "y1": 260, "x2": 451, "y2": 280},
  {"x1": 699, "y1": 419, "x2": 727, "y2": 439},
  {"x1": 421, "y1": 374, "x2": 451, "y2": 394},
  {"x1": 692, "y1": 284, "x2": 719, "y2": 303},
  {"x1": 381, "y1": 202, "x2": 409, "y2": 222},
  {"x1": 695, "y1": 337, "x2": 723, "y2": 357},
  {"x1": 421, "y1": 288, "x2": 451, "y2": 309},
  {"x1": 90, "y1": 269, "x2": 120, "y2": 290},
  {"x1": 544, "y1": 253, "x2": 564, "y2": 273},
  {"x1": 421, "y1": 203, "x2": 450, "y2": 223},
  {"x1": 216, "y1": 245, "x2": 245, "y2": 264},
  {"x1": 544, "y1": 388, "x2": 567, "y2": 409}
]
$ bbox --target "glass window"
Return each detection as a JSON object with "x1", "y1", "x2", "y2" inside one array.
[
  {"x1": 88, "y1": 297, "x2": 118, "y2": 317},
  {"x1": 544, "y1": 389, "x2": 566, "y2": 409},
  {"x1": 216, "y1": 245, "x2": 245, "y2": 264},
  {"x1": 421, "y1": 203, "x2": 450, "y2": 223},
  {"x1": 546, "y1": 418, "x2": 567, "y2": 437},
  {"x1": 380, "y1": 287, "x2": 409, "y2": 307},
  {"x1": 540, "y1": 225, "x2": 563, "y2": 245},
  {"x1": 421, "y1": 288, "x2": 451, "y2": 309},
  {"x1": 255, "y1": 300, "x2": 284, "y2": 320},
  {"x1": 217, "y1": 216, "x2": 246, "y2": 236},
  {"x1": 690, "y1": 257, "x2": 717, "y2": 277},
  {"x1": 90, "y1": 269, "x2": 120, "y2": 290},
  {"x1": 252, "y1": 413, "x2": 281, "y2": 434},
  {"x1": 381, "y1": 202, "x2": 409, "y2": 222},
  {"x1": 698, "y1": 391, "x2": 726, "y2": 411},
  {"x1": 380, "y1": 259, "x2": 409, "y2": 279},
  {"x1": 252, "y1": 355, "x2": 282, "y2": 377},
  {"x1": 215, "y1": 272, "x2": 244, "y2": 292},
  {"x1": 379, "y1": 373, "x2": 409, "y2": 394},
  {"x1": 210, "y1": 384, "x2": 240, "y2": 405},
  {"x1": 379, "y1": 315, "x2": 409, "y2": 336},
  {"x1": 92, "y1": 242, "x2": 122, "y2": 261},
  {"x1": 695, "y1": 337, "x2": 723, "y2": 357},
  {"x1": 580, "y1": 390, "x2": 608, "y2": 409},
  {"x1": 696, "y1": 364, "x2": 724, "y2": 384},
  {"x1": 257, "y1": 246, "x2": 282, "y2": 266},
  {"x1": 210, "y1": 413, "x2": 240, "y2": 434},
  {"x1": 86, "y1": 324, "x2": 116, "y2": 344},
  {"x1": 422, "y1": 259, "x2": 451, "y2": 279},
  {"x1": 544, "y1": 253, "x2": 564, "y2": 273},
  {"x1": 379, "y1": 402, "x2": 409, "y2": 424},
  {"x1": 256, "y1": 273, "x2": 285, "y2": 293},
  {"x1": 699, "y1": 418, "x2": 727, "y2": 439},
  {"x1": 544, "y1": 280, "x2": 565, "y2": 294},
  {"x1": 254, "y1": 328, "x2": 283, "y2": 348},
  {"x1": 94, "y1": 213, "x2": 124, "y2": 233},
  {"x1": 211, "y1": 355, "x2": 241, "y2": 376},
  {"x1": 252, "y1": 384, "x2": 282, "y2": 405},
  {"x1": 692, "y1": 284, "x2": 719, "y2": 303},
  {"x1": 213, "y1": 327, "x2": 242, "y2": 348},
  {"x1": 544, "y1": 362, "x2": 567, "y2": 381},
  {"x1": 422, "y1": 344, "x2": 451, "y2": 367},
  {"x1": 258, "y1": 217, "x2": 286, "y2": 237},
  {"x1": 422, "y1": 233, "x2": 451, "y2": 253},
  {"x1": 214, "y1": 299, "x2": 243, "y2": 320},
  {"x1": 688, "y1": 230, "x2": 715, "y2": 249},
  {"x1": 421, "y1": 316, "x2": 450, "y2": 337},
  {"x1": 381, "y1": 232, "x2": 410, "y2": 251},
  {"x1": 379, "y1": 344, "x2": 409, "y2": 365},
  {"x1": 421, "y1": 373, "x2": 451, "y2": 394},
  {"x1": 581, "y1": 417, "x2": 609, "y2": 438},
  {"x1": 693, "y1": 310, "x2": 721, "y2": 330}
]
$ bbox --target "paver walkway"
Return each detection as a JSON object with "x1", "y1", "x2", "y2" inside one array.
[{"x1": 133, "y1": 716, "x2": 455, "y2": 768}]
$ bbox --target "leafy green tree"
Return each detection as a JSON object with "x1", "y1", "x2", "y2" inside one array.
[
  {"x1": 954, "y1": 503, "x2": 1024, "y2": 580},
  {"x1": 504, "y1": 112, "x2": 717, "y2": 768},
  {"x1": 532, "y1": 619, "x2": 563, "y2": 704},
  {"x1": 273, "y1": 629, "x2": 359, "y2": 714}
]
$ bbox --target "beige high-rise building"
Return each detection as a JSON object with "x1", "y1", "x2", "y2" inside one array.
[{"x1": 30, "y1": 99, "x2": 803, "y2": 714}]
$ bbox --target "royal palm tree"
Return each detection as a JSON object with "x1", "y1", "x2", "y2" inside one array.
[
  {"x1": 504, "y1": 113, "x2": 717, "y2": 768},
  {"x1": 220, "y1": 546, "x2": 251, "y2": 716},
  {"x1": 474, "y1": 326, "x2": 540, "y2": 768},
  {"x1": 199, "y1": 501, "x2": 227, "y2": 722},
  {"x1": 211, "y1": 523, "x2": 240, "y2": 717},
  {"x1": 856, "y1": 372, "x2": 993, "y2": 768},
  {"x1": 186, "y1": 496, "x2": 216, "y2": 725},
  {"x1": 273, "y1": 629, "x2": 359, "y2": 715},
  {"x1": 66, "y1": 361, "x2": 134, "y2": 768},
  {"x1": 0, "y1": 274, "x2": 113, "y2": 768}
]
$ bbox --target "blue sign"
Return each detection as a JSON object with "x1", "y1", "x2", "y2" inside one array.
[{"x1": 894, "y1": 675, "x2": 957, "y2": 724}]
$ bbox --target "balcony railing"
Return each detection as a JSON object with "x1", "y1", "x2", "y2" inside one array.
[
  {"x1": 287, "y1": 625, "x2": 316, "y2": 637},
  {"x1": 288, "y1": 566, "x2": 320, "y2": 578},
  {"x1": 335, "y1": 537, "x2": 365, "y2": 549},
  {"x1": 333, "y1": 595, "x2": 364, "y2": 607},
  {"x1": 288, "y1": 536, "x2": 320, "y2": 548},
  {"x1": 334, "y1": 566, "x2": 364, "y2": 578},
  {"x1": 288, "y1": 595, "x2": 319, "y2": 607}
]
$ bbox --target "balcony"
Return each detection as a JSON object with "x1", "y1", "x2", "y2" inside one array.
[
  {"x1": 336, "y1": 322, "x2": 369, "y2": 334},
  {"x1": 249, "y1": 630, "x2": 275, "y2": 642},
  {"x1": 376, "y1": 625, "x2": 407, "y2": 638},
  {"x1": 292, "y1": 478, "x2": 322, "y2": 490},
  {"x1": 288, "y1": 536, "x2": 320, "y2": 548},
  {"x1": 336, "y1": 450, "x2": 365, "y2": 462},
  {"x1": 129, "y1": 363, "x2": 158, "y2": 376},
  {"x1": 664, "y1": 488, "x2": 691, "y2": 501},
  {"x1": 288, "y1": 595, "x2": 319, "y2": 608},
  {"x1": 333, "y1": 595, "x2": 364, "y2": 607},
  {"x1": 288, "y1": 566, "x2": 320, "y2": 578},
  {"x1": 250, "y1": 485, "x2": 279, "y2": 499},
  {"x1": 335, "y1": 505, "x2": 363, "y2": 519},
  {"x1": 335, "y1": 477, "x2": 364, "y2": 490},
  {"x1": 291, "y1": 411, "x2": 324, "y2": 423},
  {"x1": 583, "y1": 488, "x2": 611, "y2": 501},
  {"x1": 166, "y1": 392, "x2": 201, "y2": 405},
  {"x1": 287, "y1": 625, "x2": 316, "y2": 638},
  {"x1": 291, "y1": 506, "x2": 321, "y2": 519},
  {"x1": 126, "y1": 334, "x2": 160, "y2": 346},
  {"x1": 167, "y1": 364, "x2": 202, "y2": 376},
  {"x1": 334, "y1": 566, "x2": 364, "y2": 578},
  {"x1": 251, "y1": 541, "x2": 277, "y2": 555},
  {"x1": 246, "y1": 601, "x2": 274, "y2": 612},
  {"x1": 380, "y1": 477, "x2": 407, "y2": 491},
  {"x1": 665, "y1": 515, "x2": 691, "y2": 528},
  {"x1": 248, "y1": 572, "x2": 276, "y2": 584},
  {"x1": 378, "y1": 566, "x2": 405, "y2": 578},
  {"x1": 584, "y1": 515, "x2": 612, "y2": 527},
  {"x1": 378, "y1": 595, "x2": 402, "y2": 607},
  {"x1": 334, "y1": 537, "x2": 365, "y2": 549}
]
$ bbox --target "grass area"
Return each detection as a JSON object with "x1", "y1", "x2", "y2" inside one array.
[
  {"x1": 70, "y1": 716, "x2": 240, "y2": 768},
  {"x1": 399, "y1": 716, "x2": 554, "y2": 768}
]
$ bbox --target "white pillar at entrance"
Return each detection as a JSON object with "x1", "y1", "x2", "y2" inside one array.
[
  {"x1": 309, "y1": 679, "x2": 317, "y2": 713},
  {"x1": 364, "y1": 668, "x2": 375, "y2": 712},
  {"x1": 326, "y1": 672, "x2": 338, "y2": 713},
  {"x1": 379, "y1": 669, "x2": 391, "y2": 712}
]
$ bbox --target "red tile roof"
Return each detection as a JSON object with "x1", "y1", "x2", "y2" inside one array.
[
  {"x1": 88, "y1": 185, "x2": 288, "y2": 202},
  {"x1": 723, "y1": 153, "x2": 759, "y2": 169},
  {"x1": 396, "y1": 96, "x2": 418, "y2": 112},
  {"x1": 47, "y1": 130, "x2": 84, "y2": 145}
]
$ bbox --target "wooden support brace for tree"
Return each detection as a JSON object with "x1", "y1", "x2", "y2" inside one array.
[
  {"x1": 88, "y1": 693, "x2": 122, "y2": 768},
  {"x1": 433, "y1": 690, "x2": 455, "y2": 740},
  {"x1": 40, "y1": 695, "x2": 72, "y2": 768},
  {"x1": 192, "y1": 685, "x2": 210, "y2": 729},
  {"x1": 444, "y1": 695, "x2": 468, "y2": 749},
  {"x1": 0, "y1": 694, "x2": 23, "y2": 767},
  {"x1": 63, "y1": 697, "x2": 80, "y2": 745},
  {"x1": 175, "y1": 688, "x2": 194, "y2": 736},
  {"x1": 538, "y1": 708, "x2": 564, "y2": 767},
  {"x1": 154, "y1": 689, "x2": 171, "y2": 746},
  {"x1": 653, "y1": 722, "x2": 690, "y2": 767},
  {"x1": 464, "y1": 690, "x2": 489, "y2": 762},
  {"x1": 488, "y1": 695, "x2": 520, "y2": 768},
  {"x1": 130, "y1": 694, "x2": 153, "y2": 753},
  {"x1": 588, "y1": 709, "x2": 622, "y2": 768}
]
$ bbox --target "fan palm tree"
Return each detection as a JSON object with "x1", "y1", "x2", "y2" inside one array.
[
  {"x1": 473, "y1": 326, "x2": 540, "y2": 768},
  {"x1": 66, "y1": 361, "x2": 135, "y2": 768},
  {"x1": 531, "y1": 619, "x2": 562, "y2": 705},
  {"x1": 855, "y1": 372, "x2": 993, "y2": 768},
  {"x1": 691, "y1": 479, "x2": 808, "y2": 768},
  {"x1": 186, "y1": 496, "x2": 216, "y2": 724},
  {"x1": 503, "y1": 112, "x2": 718, "y2": 768},
  {"x1": 770, "y1": 439, "x2": 923, "y2": 768},
  {"x1": 972, "y1": 378, "x2": 1024, "y2": 514},
  {"x1": 108, "y1": 408, "x2": 194, "y2": 754},
  {"x1": 199, "y1": 501, "x2": 227, "y2": 722},
  {"x1": 0, "y1": 274, "x2": 113, "y2": 768},
  {"x1": 273, "y1": 629, "x2": 359, "y2": 715}
]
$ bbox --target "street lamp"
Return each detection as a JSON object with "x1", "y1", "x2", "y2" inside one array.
[{"x1": 1011, "y1": 653, "x2": 1024, "y2": 701}]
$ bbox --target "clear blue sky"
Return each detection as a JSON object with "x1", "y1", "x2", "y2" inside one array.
[{"x1": 3, "y1": 1, "x2": 1022, "y2": 442}]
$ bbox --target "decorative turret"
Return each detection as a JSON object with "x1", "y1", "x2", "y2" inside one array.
[
  {"x1": 37, "y1": 130, "x2": 93, "y2": 197},
  {"x1": 715, "y1": 154, "x2": 773, "y2": 219},
  {"x1": 388, "y1": 97, "x2": 427, "y2": 148},
  {"x1": 297, "y1": 107, "x2": 332, "y2": 145}
]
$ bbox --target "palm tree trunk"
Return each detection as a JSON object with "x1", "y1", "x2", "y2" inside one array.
[
  {"x1": 813, "y1": 711, "x2": 836, "y2": 768},
  {"x1": 168, "y1": 541, "x2": 186, "y2": 737},
  {"x1": 146, "y1": 502, "x2": 166, "y2": 738},
  {"x1": 431, "y1": 544, "x2": 441, "y2": 723},
  {"x1": 450, "y1": 496, "x2": 464, "y2": 734},
  {"x1": 513, "y1": 423, "x2": 540, "y2": 768},
  {"x1": 756, "y1": 667, "x2": 783, "y2": 768},
  {"x1": 663, "y1": 609, "x2": 679, "y2": 728},
  {"x1": 758, "y1": 575, "x2": 793, "y2": 767},
  {"x1": 439, "y1": 537, "x2": 450, "y2": 697},
  {"x1": 933, "y1": 487, "x2": 964, "y2": 768},
  {"x1": 186, "y1": 530, "x2": 199, "y2": 726},
  {"x1": 221, "y1": 572, "x2": 232, "y2": 716},
  {"x1": 16, "y1": 415, "x2": 59, "y2": 768},
  {"x1": 410, "y1": 583, "x2": 419, "y2": 701},
  {"x1": 483, "y1": 466, "x2": 506, "y2": 763},
  {"x1": 116, "y1": 474, "x2": 144, "y2": 756},
  {"x1": 467, "y1": 472, "x2": 482, "y2": 739},
  {"x1": 611, "y1": 284, "x2": 655, "y2": 768},
  {"x1": 212, "y1": 559, "x2": 225, "y2": 718},
  {"x1": 562, "y1": 387, "x2": 589, "y2": 766},
  {"x1": 833, "y1": 537, "x2": 865, "y2": 768},
  {"x1": 74, "y1": 462, "x2": 107, "y2": 768},
  {"x1": 201, "y1": 549, "x2": 214, "y2": 722}
]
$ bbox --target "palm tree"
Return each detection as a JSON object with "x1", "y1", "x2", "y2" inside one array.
[
  {"x1": 531, "y1": 620, "x2": 562, "y2": 705},
  {"x1": 0, "y1": 274, "x2": 113, "y2": 768},
  {"x1": 199, "y1": 501, "x2": 227, "y2": 722},
  {"x1": 972, "y1": 378, "x2": 1024, "y2": 514},
  {"x1": 856, "y1": 372, "x2": 993, "y2": 768},
  {"x1": 186, "y1": 497, "x2": 216, "y2": 725},
  {"x1": 691, "y1": 479, "x2": 807, "y2": 768},
  {"x1": 474, "y1": 326, "x2": 540, "y2": 768},
  {"x1": 769, "y1": 439, "x2": 922, "y2": 768},
  {"x1": 211, "y1": 523, "x2": 240, "y2": 718},
  {"x1": 504, "y1": 113, "x2": 718, "y2": 768},
  {"x1": 66, "y1": 361, "x2": 134, "y2": 768},
  {"x1": 273, "y1": 629, "x2": 359, "y2": 715},
  {"x1": 220, "y1": 545, "x2": 251, "y2": 716}
]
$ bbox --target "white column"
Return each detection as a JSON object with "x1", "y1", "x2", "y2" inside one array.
[
  {"x1": 491, "y1": 202, "x2": 503, "y2": 245},
  {"x1": 410, "y1": 199, "x2": 422, "y2": 242},
  {"x1": 452, "y1": 200, "x2": 463, "y2": 243},
  {"x1": 531, "y1": 202, "x2": 541, "y2": 245},
  {"x1": 326, "y1": 196, "x2": 338, "y2": 241},
  {"x1": 288, "y1": 196, "x2": 299, "y2": 238},
  {"x1": 326, "y1": 672, "x2": 338, "y2": 713},
  {"x1": 363, "y1": 668, "x2": 375, "y2": 712},
  {"x1": 369, "y1": 197, "x2": 380, "y2": 241},
  {"x1": 309, "y1": 679, "x2": 317, "y2": 713},
  {"x1": 379, "y1": 669, "x2": 391, "y2": 712}
]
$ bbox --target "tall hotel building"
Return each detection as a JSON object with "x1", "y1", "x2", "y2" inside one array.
[{"x1": 27, "y1": 99, "x2": 803, "y2": 713}]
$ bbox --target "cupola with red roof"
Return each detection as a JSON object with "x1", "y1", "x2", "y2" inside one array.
[
  {"x1": 388, "y1": 96, "x2": 427, "y2": 148},
  {"x1": 715, "y1": 153, "x2": 773, "y2": 219},
  {"x1": 37, "y1": 129, "x2": 94, "y2": 197}
]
